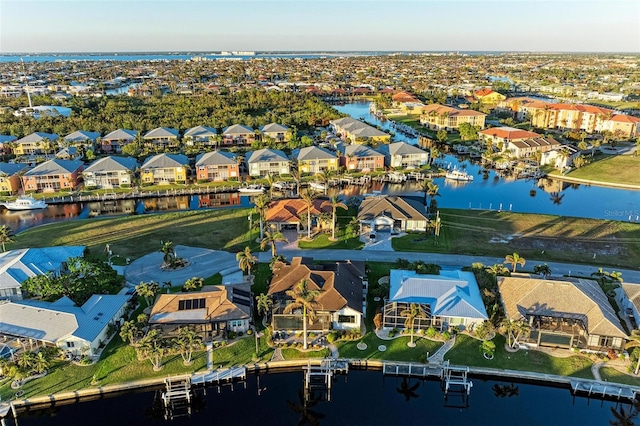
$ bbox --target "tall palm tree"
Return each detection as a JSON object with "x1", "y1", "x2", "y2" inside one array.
[
  {"x1": 291, "y1": 165, "x2": 303, "y2": 195},
  {"x1": 33, "y1": 352, "x2": 49, "y2": 374},
  {"x1": 300, "y1": 189, "x2": 317, "y2": 240},
  {"x1": 283, "y1": 279, "x2": 322, "y2": 350},
  {"x1": 136, "y1": 281, "x2": 160, "y2": 307},
  {"x1": 0, "y1": 225, "x2": 15, "y2": 252},
  {"x1": 174, "y1": 326, "x2": 203, "y2": 366},
  {"x1": 400, "y1": 303, "x2": 427, "y2": 346},
  {"x1": 160, "y1": 241, "x2": 175, "y2": 265},
  {"x1": 260, "y1": 230, "x2": 288, "y2": 257},
  {"x1": 137, "y1": 329, "x2": 166, "y2": 371},
  {"x1": 236, "y1": 246, "x2": 257, "y2": 276},
  {"x1": 625, "y1": 330, "x2": 640, "y2": 375},
  {"x1": 504, "y1": 252, "x2": 526, "y2": 273},
  {"x1": 253, "y1": 194, "x2": 270, "y2": 240},
  {"x1": 255, "y1": 293, "x2": 273, "y2": 320},
  {"x1": 329, "y1": 196, "x2": 347, "y2": 241}
]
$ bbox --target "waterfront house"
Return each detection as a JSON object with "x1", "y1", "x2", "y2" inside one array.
[
  {"x1": 195, "y1": 151, "x2": 239, "y2": 182},
  {"x1": 63, "y1": 130, "x2": 100, "y2": 149},
  {"x1": 140, "y1": 153, "x2": 189, "y2": 185},
  {"x1": 504, "y1": 136, "x2": 561, "y2": 159},
  {"x1": 292, "y1": 146, "x2": 338, "y2": 174},
  {"x1": 0, "y1": 246, "x2": 86, "y2": 300},
  {"x1": 382, "y1": 269, "x2": 488, "y2": 332},
  {"x1": 540, "y1": 145, "x2": 580, "y2": 170},
  {"x1": 478, "y1": 127, "x2": 541, "y2": 151},
  {"x1": 13, "y1": 132, "x2": 58, "y2": 156},
  {"x1": 0, "y1": 163, "x2": 28, "y2": 194},
  {"x1": 339, "y1": 144, "x2": 385, "y2": 172},
  {"x1": 420, "y1": 104, "x2": 486, "y2": 131},
  {"x1": 101, "y1": 129, "x2": 137, "y2": 153},
  {"x1": 0, "y1": 293, "x2": 129, "y2": 356},
  {"x1": 222, "y1": 124, "x2": 255, "y2": 146},
  {"x1": 329, "y1": 117, "x2": 390, "y2": 144},
  {"x1": 83, "y1": 156, "x2": 138, "y2": 189},
  {"x1": 498, "y1": 276, "x2": 627, "y2": 351},
  {"x1": 376, "y1": 142, "x2": 429, "y2": 169},
  {"x1": 616, "y1": 283, "x2": 640, "y2": 329},
  {"x1": 143, "y1": 127, "x2": 180, "y2": 150},
  {"x1": 22, "y1": 159, "x2": 84, "y2": 192},
  {"x1": 265, "y1": 197, "x2": 332, "y2": 233},
  {"x1": 183, "y1": 125, "x2": 218, "y2": 147},
  {"x1": 268, "y1": 257, "x2": 366, "y2": 332},
  {"x1": 246, "y1": 148, "x2": 290, "y2": 177},
  {"x1": 149, "y1": 284, "x2": 252, "y2": 340},
  {"x1": 260, "y1": 123, "x2": 291, "y2": 142},
  {"x1": 357, "y1": 195, "x2": 428, "y2": 233}
]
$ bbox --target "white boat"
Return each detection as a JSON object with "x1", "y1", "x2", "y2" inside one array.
[
  {"x1": 238, "y1": 184, "x2": 265, "y2": 194},
  {"x1": 309, "y1": 182, "x2": 326, "y2": 191},
  {"x1": 445, "y1": 169, "x2": 474, "y2": 182},
  {"x1": 2, "y1": 196, "x2": 48, "y2": 210},
  {"x1": 271, "y1": 181, "x2": 293, "y2": 191}
]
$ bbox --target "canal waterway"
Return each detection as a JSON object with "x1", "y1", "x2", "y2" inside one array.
[{"x1": 12, "y1": 371, "x2": 632, "y2": 426}]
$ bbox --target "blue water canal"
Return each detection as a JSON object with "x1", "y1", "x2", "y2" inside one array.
[{"x1": 12, "y1": 371, "x2": 633, "y2": 425}]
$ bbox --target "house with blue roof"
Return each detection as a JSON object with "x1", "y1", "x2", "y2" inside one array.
[
  {"x1": 382, "y1": 269, "x2": 488, "y2": 332},
  {"x1": 0, "y1": 293, "x2": 129, "y2": 356}
]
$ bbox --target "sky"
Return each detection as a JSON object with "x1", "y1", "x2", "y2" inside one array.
[{"x1": 0, "y1": 0, "x2": 639, "y2": 53}]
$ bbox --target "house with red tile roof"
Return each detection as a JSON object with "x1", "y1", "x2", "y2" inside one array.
[
  {"x1": 474, "y1": 88, "x2": 506, "y2": 104},
  {"x1": 265, "y1": 198, "x2": 332, "y2": 233},
  {"x1": 478, "y1": 127, "x2": 541, "y2": 150}
]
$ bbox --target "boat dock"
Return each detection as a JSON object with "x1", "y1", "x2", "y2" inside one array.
[
  {"x1": 191, "y1": 366, "x2": 247, "y2": 391},
  {"x1": 303, "y1": 359, "x2": 349, "y2": 402}
]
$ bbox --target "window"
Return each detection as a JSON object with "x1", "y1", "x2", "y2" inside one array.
[
  {"x1": 599, "y1": 336, "x2": 612, "y2": 347},
  {"x1": 338, "y1": 315, "x2": 356, "y2": 323},
  {"x1": 66, "y1": 342, "x2": 75, "y2": 348},
  {"x1": 178, "y1": 298, "x2": 206, "y2": 310}
]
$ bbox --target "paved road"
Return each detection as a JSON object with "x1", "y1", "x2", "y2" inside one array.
[{"x1": 259, "y1": 249, "x2": 640, "y2": 282}]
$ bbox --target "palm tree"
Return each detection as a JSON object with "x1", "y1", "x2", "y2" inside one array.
[
  {"x1": 486, "y1": 263, "x2": 509, "y2": 277},
  {"x1": 283, "y1": 279, "x2": 322, "y2": 350},
  {"x1": 400, "y1": 303, "x2": 427, "y2": 347},
  {"x1": 329, "y1": 196, "x2": 347, "y2": 241},
  {"x1": 533, "y1": 263, "x2": 551, "y2": 278},
  {"x1": 260, "y1": 230, "x2": 288, "y2": 258},
  {"x1": 504, "y1": 252, "x2": 526, "y2": 273},
  {"x1": 255, "y1": 293, "x2": 273, "y2": 320},
  {"x1": 236, "y1": 246, "x2": 257, "y2": 276},
  {"x1": 33, "y1": 352, "x2": 49, "y2": 374},
  {"x1": 291, "y1": 165, "x2": 303, "y2": 195},
  {"x1": 119, "y1": 320, "x2": 142, "y2": 346},
  {"x1": 160, "y1": 241, "x2": 175, "y2": 265},
  {"x1": 253, "y1": 194, "x2": 270, "y2": 240},
  {"x1": 300, "y1": 189, "x2": 317, "y2": 240},
  {"x1": 136, "y1": 281, "x2": 160, "y2": 307},
  {"x1": 501, "y1": 318, "x2": 530, "y2": 348},
  {"x1": 137, "y1": 329, "x2": 166, "y2": 371},
  {"x1": 626, "y1": 330, "x2": 640, "y2": 375},
  {"x1": 174, "y1": 326, "x2": 203, "y2": 365},
  {"x1": 0, "y1": 225, "x2": 15, "y2": 252}
]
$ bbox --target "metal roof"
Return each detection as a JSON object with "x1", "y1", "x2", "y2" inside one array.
[
  {"x1": 102, "y1": 129, "x2": 137, "y2": 141},
  {"x1": 294, "y1": 146, "x2": 335, "y2": 161},
  {"x1": 377, "y1": 142, "x2": 429, "y2": 156},
  {"x1": 15, "y1": 132, "x2": 59, "y2": 144},
  {"x1": 184, "y1": 125, "x2": 217, "y2": 138},
  {"x1": 84, "y1": 156, "x2": 138, "y2": 173},
  {"x1": 64, "y1": 130, "x2": 101, "y2": 142},
  {"x1": 196, "y1": 151, "x2": 237, "y2": 166},
  {"x1": 260, "y1": 123, "x2": 289, "y2": 133},
  {"x1": 246, "y1": 148, "x2": 289, "y2": 164},
  {"x1": 141, "y1": 153, "x2": 188, "y2": 169},
  {"x1": 0, "y1": 162, "x2": 28, "y2": 177},
  {"x1": 143, "y1": 127, "x2": 179, "y2": 139},
  {"x1": 223, "y1": 124, "x2": 254, "y2": 135},
  {"x1": 24, "y1": 159, "x2": 83, "y2": 176}
]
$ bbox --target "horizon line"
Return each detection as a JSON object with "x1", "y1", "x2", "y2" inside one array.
[{"x1": 2, "y1": 50, "x2": 640, "y2": 55}]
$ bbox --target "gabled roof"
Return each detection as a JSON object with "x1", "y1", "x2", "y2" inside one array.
[
  {"x1": 24, "y1": 159, "x2": 83, "y2": 176},
  {"x1": 388, "y1": 269, "x2": 488, "y2": 320},
  {"x1": 0, "y1": 162, "x2": 28, "y2": 177},
  {"x1": 246, "y1": 148, "x2": 289, "y2": 164},
  {"x1": 509, "y1": 137, "x2": 561, "y2": 149},
  {"x1": 0, "y1": 246, "x2": 86, "y2": 291},
  {"x1": 479, "y1": 127, "x2": 540, "y2": 140},
  {"x1": 149, "y1": 284, "x2": 251, "y2": 324},
  {"x1": 260, "y1": 123, "x2": 289, "y2": 133},
  {"x1": 102, "y1": 129, "x2": 137, "y2": 142},
  {"x1": 358, "y1": 195, "x2": 427, "y2": 223},
  {"x1": 15, "y1": 132, "x2": 58, "y2": 144},
  {"x1": 141, "y1": 153, "x2": 188, "y2": 169},
  {"x1": 0, "y1": 135, "x2": 17, "y2": 144},
  {"x1": 268, "y1": 257, "x2": 365, "y2": 313},
  {"x1": 498, "y1": 276, "x2": 627, "y2": 338},
  {"x1": 223, "y1": 124, "x2": 254, "y2": 135},
  {"x1": 622, "y1": 283, "x2": 640, "y2": 313},
  {"x1": 84, "y1": 156, "x2": 138, "y2": 173},
  {"x1": 377, "y1": 142, "x2": 428, "y2": 156},
  {"x1": 266, "y1": 198, "x2": 332, "y2": 224},
  {"x1": 342, "y1": 145, "x2": 384, "y2": 158},
  {"x1": 184, "y1": 125, "x2": 218, "y2": 138},
  {"x1": 143, "y1": 127, "x2": 179, "y2": 139},
  {"x1": 611, "y1": 114, "x2": 640, "y2": 123},
  {"x1": 195, "y1": 151, "x2": 237, "y2": 166},
  {"x1": 294, "y1": 146, "x2": 335, "y2": 161},
  {"x1": 350, "y1": 126, "x2": 388, "y2": 138},
  {"x1": 64, "y1": 130, "x2": 101, "y2": 142}
]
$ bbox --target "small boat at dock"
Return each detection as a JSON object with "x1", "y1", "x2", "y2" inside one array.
[
  {"x1": 445, "y1": 169, "x2": 474, "y2": 182},
  {"x1": 1, "y1": 196, "x2": 48, "y2": 210},
  {"x1": 237, "y1": 184, "x2": 265, "y2": 194}
]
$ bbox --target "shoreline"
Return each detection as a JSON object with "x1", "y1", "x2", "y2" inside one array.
[{"x1": 549, "y1": 173, "x2": 640, "y2": 191}]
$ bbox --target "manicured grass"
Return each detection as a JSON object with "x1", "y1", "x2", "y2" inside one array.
[
  {"x1": 210, "y1": 336, "x2": 273, "y2": 366},
  {"x1": 281, "y1": 347, "x2": 331, "y2": 359},
  {"x1": 599, "y1": 367, "x2": 640, "y2": 387},
  {"x1": 12, "y1": 208, "x2": 256, "y2": 261},
  {"x1": 297, "y1": 232, "x2": 364, "y2": 250},
  {"x1": 251, "y1": 263, "x2": 274, "y2": 296},
  {"x1": 203, "y1": 273, "x2": 223, "y2": 286},
  {"x1": 337, "y1": 332, "x2": 443, "y2": 362},
  {"x1": 364, "y1": 262, "x2": 395, "y2": 330},
  {"x1": 445, "y1": 334, "x2": 594, "y2": 379},
  {"x1": 565, "y1": 155, "x2": 640, "y2": 186},
  {"x1": 392, "y1": 208, "x2": 640, "y2": 269}
]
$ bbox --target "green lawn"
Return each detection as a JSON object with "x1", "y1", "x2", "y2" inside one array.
[
  {"x1": 445, "y1": 335, "x2": 594, "y2": 379},
  {"x1": 337, "y1": 332, "x2": 443, "y2": 362},
  {"x1": 564, "y1": 155, "x2": 640, "y2": 186},
  {"x1": 297, "y1": 232, "x2": 363, "y2": 250},
  {"x1": 599, "y1": 367, "x2": 640, "y2": 387},
  {"x1": 392, "y1": 209, "x2": 640, "y2": 269},
  {"x1": 210, "y1": 336, "x2": 273, "y2": 366},
  {"x1": 281, "y1": 347, "x2": 331, "y2": 359}
]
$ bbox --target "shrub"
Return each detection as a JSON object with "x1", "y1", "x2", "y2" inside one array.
[
  {"x1": 441, "y1": 331, "x2": 451, "y2": 340},
  {"x1": 246, "y1": 328, "x2": 253, "y2": 335},
  {"x1": 227, "y1": 331, "x2": 237, "y2": 339},
  {"x1": 425, "y1": 327, "x2": 437, "y2": 338},
  {"x1": 327, "y1": 331, "x2": 338, "y2": 343},
  {"x1": 237, "y1": 331, "x2": 243, "y2": 337}
]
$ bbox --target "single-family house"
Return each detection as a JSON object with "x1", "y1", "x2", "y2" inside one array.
[
  {"x1": 0, "y1": 294, "x2": 129, "y2": 356},
  {"x1": 478, "y1": 127, "x2": 541, "y2": 151},
  {"x1": 376, "y1": 142, "x2": 429, "y2": 169},
  {"x1": 183, "y1": 126, "x2": 218, "y2": 147},
  {"x1": 101, "y1": 129, "x2": 137, "y2": 153},
  {"x1": 0, "y1": 246, "x2": 86, "y2": 300},
  {"x1": 83, "y1": 156, "x2": 138, "y2": 189},
  {"x1": 540, "y1": 145, "x2": 580, "y2": 170},
  {"x1": 22, "y1": 159, "x2": 84, "y2": 192},
  {"x1": 143, "y1": 127, "x2": 180, "y2": 150},
  {"x1": 149, "y1": 284, "x2": 252, "y2": 340},
  {"x1": 382, "y1": 269, "x2": 488, "y2": 331},
  {"x1": 63, "y1": 130, "x2": 100, "y2": 148},
  {"x1": 339, "y1": 145, "x2": 385, "y2": 172},
  {"x1": 55, "y1": 146, "x2": 83, "y2": 161},
  {"x1": 260, "y1": 123, "x2": 291, "y2": 142},
  {"x1": 195, "y1": 151, "x2": 239, "y2": 182},
  {"x1": 265, "y1": 198, "x2": 333, "y2": 232},
  {"x1": 292, "y1": 146, "x2": 338, "y2": 174},
  {"x1": 223, "y1": 124, "x2": 255, "y2": 146},
  {"x1": 140, "y1": 153, "x2": 189, "y2": 185},
  {"x1": 358, "y1": 195, "x2": 428, "y2": 233},
  {"x1": 498, "y1": 276, "x2": 628, "y2": 351},
  {"x1": 13, "y1": 132, "x2": 59, "y2": 156},
  {"x1": 268, "y1": 257, "x2": 366, "y2": 331},
  {"x1": 0, "y1": 163, "x2": 28, "y2": 194},
  {"x1": 246, "y1": 148, "x2": 290, "y2": 177}
]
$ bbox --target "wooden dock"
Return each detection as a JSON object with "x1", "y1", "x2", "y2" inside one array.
[
  {"x1": 382, "y1": 361, "x2": 443, "y2": 379},
  {"x1": 191, "y1": 366, "x2": 247, "y2": 387}
]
